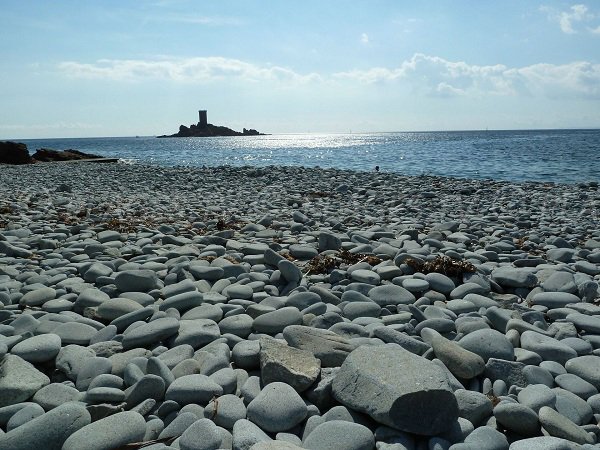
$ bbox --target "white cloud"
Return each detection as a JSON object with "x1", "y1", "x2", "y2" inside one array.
[
  {"x1": 541, "y1": 3, "x2": 598, "y2": 34},
  {"x1": 360, "y1": 33, "x2": 369, "y2": 44},
  {"x1": 148, "y1": 14, "x2": 243, "y2": 26},
  {"x1": 58, "y1": 57, "x2": 321, "y2": 85},
  {"x1": 58, "y1": 54, "x2": 600, "y2": 99},
  {"x1": 560, "y1": 4, "x2": 589, "y2": 33},
  {"x1": 0, "y1": 122, "x2": 101, "y2": 131},
  {"x1": 590, "y1": 25, "x2": 600, "y2": 34},
  {"x1": 334, "y1": 53, "x2": 600, "y2": 98}
]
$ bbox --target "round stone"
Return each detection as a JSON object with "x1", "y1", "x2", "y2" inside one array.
[
  {"x1": 303, "y1": 420, "x2": 375, "y2": 450},
  {"x1": 165, "y1": 374, "x2": 223, "y2": 405},
  {"x1": 32, "y1": 383, "x2": 82, "y2": 410},
  {"x1": 96, "y1": 298, "x2": 143, "y2": 321},
  {"x1": 62, "y1": 411, "x2": 146, "y2": 450},
  {"x1": 179, "y1": 418, "x2": 223, "y2": 450},
  {"x1": 401, "y1": 278, "x2": 430, "y2": 292},
  {"x1": 289, "y1": 244, "x2": 318, "y2": 260},
  {"x1": 204, "y1": 394, "x2": 247, "y2": 429},
  {"x1": 10, "y1": 333, "x2": 61, "y2": 363},
  {"x1": 253, "y1": 307, "x2": 303, "y2": 334},
  {"x1": 517, "y1": 384, "x2": 556, "y2": 413},
  {"x1": 247, "y1": 382, "x2": 308, "y2": 433},
  {"x1": 458, "y1": 329, "x2": 514, "y2": 362},
  {"x1": 224, "y1": 284, "x2": 254, "y2": 300},
  {"x1": 19, "y1": 287, "x2": 56, "y2": 307},
  {"x1": 53, "y1": 322, "x2": 98, "y2": 346},
  {"x1": 219, "y1": 314, "x2": 254, "y2": 338},
  {"x1": 555, "y1": 373, "x2": 598, "y2": 400},
  {"x1": 171, "y1": 319, "x2": 221, "y2": 349},
  {"x1": 538, "y1": 406, "x2": 594, "y2": 445},
  {"x1": 122, "y1": 317, "x2": 180, "y2": 349},
  {"x1": 342, "y1": 302, "x2": 381, "y2": 321},
  {"x1": 182, "y1": 304, "x2": 224, "y2": 322},
  {"x1": 232, "y1": 340, "x2": 261, "y2": 370},
  {"x1": 493, "y1": 402, "x2": 539, "y2": 437},
  {"x1": 368, "y1": 284, "x2": 415, "y2": 306},
  {"x1": 114, "y1": 270, "x2": 160, "y2": 292},
  {"x1": 565, "y1": 355, "x2": 600, "y2": 390},
  {"x1": 424, "y1": 272, "x2": 455, "y2": 295},
  {"x1": 0, "y1": 402, "x2": 90, "y2": 450},
  {"x1": 350, "y1": 269, "x2": 380, "y2": 285}
]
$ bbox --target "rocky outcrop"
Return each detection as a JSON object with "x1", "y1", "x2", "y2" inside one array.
[
  {"x1": 31, "y1": 148, "x2": 102, "y2": 162},
  {"x1": 0, "y1": 141, "x2": 32, "y2": 164},
  {"x1": 158, "y1": 122, "x2": 266, "y2": 138},
  {"x1": 0, "y1": 142, "x2": 106, "y2": 164}
]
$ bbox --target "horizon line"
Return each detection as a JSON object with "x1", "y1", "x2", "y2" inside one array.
[{"x1": 6, "y1": 126, "x2": 600, "y2": 141}]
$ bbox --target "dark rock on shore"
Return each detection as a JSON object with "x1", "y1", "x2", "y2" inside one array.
[
  {"x1": 0, "y1": 142, "x2": 32, "y2": 164},
  {"x1": 0, "y1": 142, "x2": 106, "y2": 164},
  {"x1": 158, "y1": 122, "x2": 266, "y2": 138},
  {"x1": 31, "y1": 148, "x2": 102, "y2": 162}
]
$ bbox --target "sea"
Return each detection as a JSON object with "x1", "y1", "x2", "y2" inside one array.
[{"x1": 18, "y1": 129, "x2": 600, "y2": 184}]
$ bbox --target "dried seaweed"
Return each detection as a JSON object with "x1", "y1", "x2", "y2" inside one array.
[
  {"x1": 200, "y1": 254, "x2": 239, "y2": 264},
  {"x1": 486, "y1": 392, "x2": 502, "y2": 407},
  {"x1": 281, "y1": 252, "x2": 296, "y2": 262},
  {"x1": 303, "y1": 249, "x2": 382, "y2": 276},
  {"x1": 216, "y1": 218, "x2": 246, "y2": 231},
  {"x1": 305, "y1": 254, "x2": 339, "y2": 275},
  {"x1": 337, "y1": 248, "x2": 382, "y2": 266},
  {"x1": 104, "y1": 218, "x2": 138, "y2": 233},
  {"x1": 304, "y1": 191, "x2": 332, "y2": 198},
  {"x1": 405, "y1": 255, "x2": 476, "y2": 277}
]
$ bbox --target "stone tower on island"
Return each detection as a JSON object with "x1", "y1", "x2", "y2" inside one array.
[{"x1": 199, "y1": 110, "x2": 208, "y2": 127}]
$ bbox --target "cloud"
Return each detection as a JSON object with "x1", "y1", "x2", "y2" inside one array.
[
  {"x1": 360, "y1": 33, "x2": 369, "y2": 44},
  {"x1": 334, "y1": 53, "x2": 600, "y2": 98},
  {"x1": 590, "y1": 25, "x2": 600, "y2": 34},
  {"x1": 560, "y1": 4, "x2": 589, "y2": 33},
  {"x1": 58, "y1": 57, "x2": 321, "y2": 85},
  {"x1": 541, "y1": 3, "x2": 598, "y2": 34},
  {"x1": 57, "y1": 54, "x2": 600, "y2": 99},
  {"x1": 0, "y1": 122, "x2": 101, "y2": 131},
  {"x1": 148, "y1": 14, "x2": 244, "y2": 26}
]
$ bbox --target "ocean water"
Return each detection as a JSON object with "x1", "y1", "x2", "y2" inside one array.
[{"x1": 18, "y1": 129, "x2": 600, "y2": 184}]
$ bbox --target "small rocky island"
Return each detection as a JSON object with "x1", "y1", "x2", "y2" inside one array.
[{"x1": 158, "y1": 110, "x2": 266, "y2": 138}]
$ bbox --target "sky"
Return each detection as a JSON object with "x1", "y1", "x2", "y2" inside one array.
[{"x1": 1, "y1": 0, "x2": 599, "y2": 138}]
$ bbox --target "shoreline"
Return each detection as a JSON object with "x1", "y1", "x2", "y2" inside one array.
[
  {"x1": 0, "y1": 161, "x2": 599, "y2": 448},
  {"x1": 2, "y1": 159, "x2": 597, "y2": 186},
  {"x1": 10, "y1": 128, "x2": 600, "y2": 185}
]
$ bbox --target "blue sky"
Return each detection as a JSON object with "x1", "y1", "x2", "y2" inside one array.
[{"x1": 1, "y1": 0, "x2": 599, "y2": 138}]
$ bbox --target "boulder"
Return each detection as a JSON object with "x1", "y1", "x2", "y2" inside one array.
[
  {"x1": 331, "y1": 343, "x2": 458, "y2": 435},
  {"x1": 0, "y1": 355, "x2": 50, "y2": 407},
  {"x1": 0, "y1": 141, "x2": 32, "y2": 164},
  {"x1": 283, "y1": 325, "x2": 354, "y2": 367},
  {"x1": 259, "y1": 337, "x2": 321, "y2": 392},
  {"x1": 31, "y1": 148, "x2": 101, "y2": 161}
]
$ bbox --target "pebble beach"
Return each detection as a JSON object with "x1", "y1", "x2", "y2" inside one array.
[{"x1": 0, "y1": 161, "x2": 599, "y2": 450}]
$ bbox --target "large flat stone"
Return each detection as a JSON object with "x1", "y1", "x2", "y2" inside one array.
[
  {"x1": 283, "y1": 325, "x2": 354, "y2": 367},
  {"x1": 331, "y1": 343, "x2": 458, "y2": 435},
  {"x1": 0, "y1": 355, "x2": 50, "y2": 407},
  {"x1": 259, "y1": 337, "x2": 321, "y2": 392}
]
